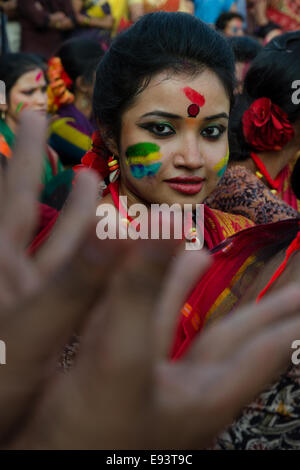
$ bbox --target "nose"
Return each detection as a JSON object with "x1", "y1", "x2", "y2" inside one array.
[
  {"x1": 173, "y1": 134, "x2": 204, "y2": 170},
  {"x1": 34, "y1": 89, "x2": 47, "y2": 108}
]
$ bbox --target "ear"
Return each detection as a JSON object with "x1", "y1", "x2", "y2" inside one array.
[{"x1": 75, "y1": 76, "x2": 89, "y2": 94}]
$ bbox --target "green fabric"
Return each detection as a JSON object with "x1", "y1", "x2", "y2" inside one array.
[
  {"x1": 0, "y1": 119, "x2": 62, "y2": 185},
  {"x1": 0, "y1": 119, "x2": 15, "y2": 149},
  {"x1": 40, "y1": 169, "x2": 74, "y2": 211}
]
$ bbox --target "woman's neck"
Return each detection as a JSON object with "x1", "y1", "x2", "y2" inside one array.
[
  {"x1": 231, "y1": 144, "x2": 298, "y2": 181},
  {"x1": 74, "y1": 91, "x2": 93, "y2": 121},
  {"x1": 118, "y1": 178, "x2": 150, "y2": 211},
  {"x1": 5, "y1": 115, "x2": 17, "y2": 136},
  {"x1": 256, "y1": 147, "x2": 296, "y2": 180}
]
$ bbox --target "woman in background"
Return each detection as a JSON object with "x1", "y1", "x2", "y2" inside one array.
[
  {"x1": 48, "y1": 38, "x2": 104, "y2": 167},
  {"x1": 0, "y1": 53, "x2": 63, "y2": 184},
  {"x1": 206, "y1": 32, "x2": 300, "y2": 224}
]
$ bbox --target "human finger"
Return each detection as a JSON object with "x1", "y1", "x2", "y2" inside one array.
[
  {"x1": 1, "y1": 111, "x2": 47, "y2": 248},
  {"x1": 35, "y1": 170, "x2": 100, "y2": 277},
  {"x1": 187, "y1": 285, "x2": 300, "y2": 362},
  {"x1": 155, "y1": 249, "x2": 211, "y2": 359}
]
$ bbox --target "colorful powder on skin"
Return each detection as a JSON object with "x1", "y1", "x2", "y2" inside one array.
[
  {"x1": 213, "y1": 149, "x2": 230, "y2": 178},
  {"x1": 16, "y1": 102, "x2": 24, "y2": 114},
  {"x1": 183, "y1": 87, "x2": 205, "y2": 118},
  {"x1": 130, "y1": 163, "x2": 162, "y2": 179},
  {"x1": 35, "y1": 71, "x2": 43, "y2": 82},
  {"x1": 126, "y1": 142, "x2": 161, "y2": 158},
  {"x1": 126, "y1": 142, "x2": 162, "y2": 179}
]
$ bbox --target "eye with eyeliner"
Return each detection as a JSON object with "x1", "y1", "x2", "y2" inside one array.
[
  {"x1": 201, "y1": 124, "x2": 226, "y2": 139},
  {"x1": 21, "y1": 86, "x2": 47, "y2": 96},
  {"x1": 138, "y1": 121, "x2": 176, "y2": 137}
]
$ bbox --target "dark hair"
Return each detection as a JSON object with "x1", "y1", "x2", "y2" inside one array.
[
  {"x1": 56, "y1": 38, "x2": 105, "y2": 91},
  {"x1": 0, "y1": 53, "x2": 45, "y2": 100},
  {"x1": 256, "y1": 21, "x2": 282, "y2": 39},
  {"x1": 227, "y1": 36, "x2": 262, "y2": 63},
  {"x1": 215, "y1": 12, "x2": 244, "y2": 31},
  {"x1": 93, "y1": 12, "x2": 235, "y2": 144},
  {"x1": 229, "y1": 31, "x2": 300, "y2": 161}
]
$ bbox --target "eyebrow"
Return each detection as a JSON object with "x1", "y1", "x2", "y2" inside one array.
[{"x1": 140, "y1": 111, "x2": 229, "y2": 121}]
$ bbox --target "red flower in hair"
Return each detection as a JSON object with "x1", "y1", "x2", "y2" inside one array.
[
  {"x1": 242, "y1": 97, "x2": 294, "y2": 151},
  {"x1": 73, "y1": 131, "x2": 110, "y2": 179}
]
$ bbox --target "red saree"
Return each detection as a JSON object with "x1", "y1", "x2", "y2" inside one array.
[
  {"x1": 267, "y1": 0, "x2": 300, "y2": 32},
  {"x1": 29, "y1": 195, "x2": 254, "y2": 254},
  {"x1": 171, "y1": 218, "x2": 300, "y2": 359},
  {"x1": 276, "y1": 161, "x2": 300, "y2": 212}
]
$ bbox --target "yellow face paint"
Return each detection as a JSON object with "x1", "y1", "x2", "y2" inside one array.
[
  {"x1": 125, "y1": 151, "x2": 162, "y2": 166},
  {"x1": 213, "y1": 148, "x2": 229, "y2": 177},
  {"x1": 125, "y1": 142, "x2": 163, "y2": 179}
]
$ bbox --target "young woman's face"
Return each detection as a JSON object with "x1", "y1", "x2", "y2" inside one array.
[
  {"x1": 7, "y1": 68, "x2": 47, "y2": 124},
  {"x1": 118, "y1": 69, "x2": 230, "y2": 208}
]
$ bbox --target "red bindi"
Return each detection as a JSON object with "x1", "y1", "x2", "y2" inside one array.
[{"x1": 188, "y1": 103, "x2": 200, "y2": 118}]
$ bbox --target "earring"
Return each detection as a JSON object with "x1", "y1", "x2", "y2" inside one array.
[
  {"x1": 108, "y1": 155, "x2": 120, "y2": 183},
  {"x1": 81, "y1": 95, "x2": 89, "y2": 109},
  {"x1": 1, "y1": 111, "x2": 5, "y2": 120}
]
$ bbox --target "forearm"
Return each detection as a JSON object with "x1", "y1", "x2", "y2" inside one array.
[
  {"x1": 0, "y1": 0, "x2": 17, "y2": 13},
  {"x1": 17, "y1": 1, "x2": 49, "y2": 28},
  {"x1": 129, "y1": 3, "x2": 144, "y2": 22},
  {"x1": 252, "y1": 0, "x2": 269, "y2": 26}
]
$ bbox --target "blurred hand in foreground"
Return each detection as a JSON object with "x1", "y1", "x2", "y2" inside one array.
[{"x1": 1, "y1": 111, "x2": 300, "y2": 449}]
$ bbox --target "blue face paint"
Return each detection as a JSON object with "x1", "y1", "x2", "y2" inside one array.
[
  {"x1": 130, "y1": 163, "x2": 162, "y2": 179},
  {"x1": 217, "y1": 165, "x2": 227, "y2": 178}
]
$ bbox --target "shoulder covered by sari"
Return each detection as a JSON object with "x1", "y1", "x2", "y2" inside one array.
[
  {"x1": 204, "y1": 204, "x2": 254, "y2": 250},
  {"x1": 205, "y1": 165, "x2": 299, "y2": 225},
  {"x1": 172, "y1": 217, "x2": 300, "y2": 359}
]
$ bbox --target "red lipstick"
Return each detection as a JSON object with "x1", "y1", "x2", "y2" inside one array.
[{"x1": 164, "y1": 176, "x2": 205, "y2": 195}]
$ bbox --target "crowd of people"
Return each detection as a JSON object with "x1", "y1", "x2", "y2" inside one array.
[{"x1": 0, "y1": 0, "x2": 299, "y2": 451}]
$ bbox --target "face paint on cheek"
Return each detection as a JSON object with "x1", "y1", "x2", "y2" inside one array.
[
  {"x1": 35, "y1": 71, "x2": 43, "y2": 82},
  {"x1": 213, "y1": 149, "x2": 230, "y2": 178},
  {"x1": 126, "y1": 142, "x2": 162, "y2": 179},
  {"x1": 183, "y1": 87, "x2": 205, "y2": 118},
  {"x1": 130, "y1": 163, "x2": 162, "y2": 179},
  {"x1": 16, "y1": 102, "x2": 25, "y2": 114}
]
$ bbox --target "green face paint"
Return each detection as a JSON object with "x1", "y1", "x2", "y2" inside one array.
[
  {"x1": 16, "y1": 102, "x2": 24, "y2": 114},
  {"x1": 126, "y1": 142, "x2": 162, "y2": 179},
  {"x1": 213, "y1": 149, "x2": 229, "y2": 178}
]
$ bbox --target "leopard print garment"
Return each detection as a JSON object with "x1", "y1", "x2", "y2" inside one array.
[{"x1": 204, "y1": 166, "x2": 298, "y2": 225}]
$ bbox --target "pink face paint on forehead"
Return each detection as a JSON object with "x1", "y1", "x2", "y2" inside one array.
[
  {"x1": 183, "y1": 87, "x2": 205, "y2": 118},
  {"x1": 183, "y1": 87, "x2": 205, "y2": 107},
  {"x1": 35, "y1": 71, "x2": 43, "y2": 82}
]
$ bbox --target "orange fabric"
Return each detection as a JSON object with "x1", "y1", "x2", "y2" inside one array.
[
  {"x1": 143, "y1": 0, "x2": 181, "y2": 13},
  {"x1": 0, "y1": 135, "x2": 11, "y2": 159}
]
